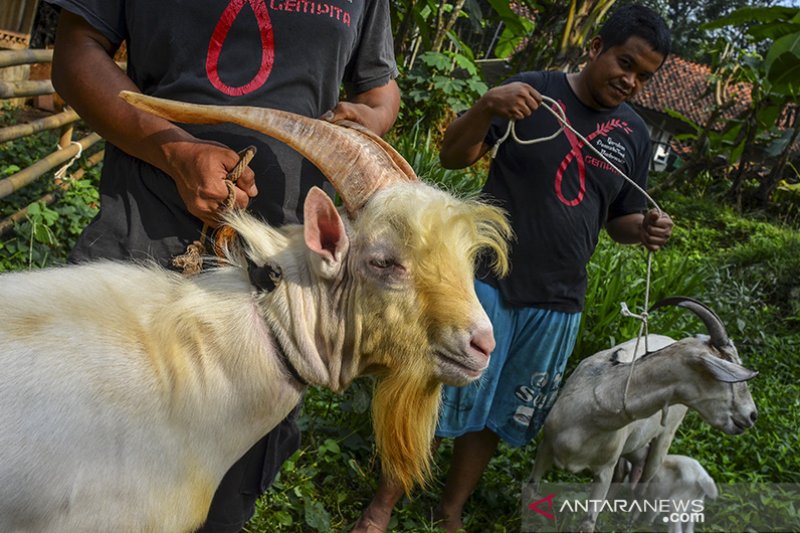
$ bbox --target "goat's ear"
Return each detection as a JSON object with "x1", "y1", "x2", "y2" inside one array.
[
  {"x1": 700, "y1": 355, "x2": 758, "y2": 383},
  {"x1": 304, "y1": 186, "x2": 349, "y2": 279}
]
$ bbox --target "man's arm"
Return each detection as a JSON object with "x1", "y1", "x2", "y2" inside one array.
[
  {"x1": 439, "y1": 82, "x2": 542, "y2": 169},
  {"x1": 606, "y1": 209, "x2": 674, "y2": 251},
  {"x1": 328, "y1": 79, "x2": 400, "y2": 136},
  {"x1": 51, "y1": 10, "x2": 256, "y2": 227}
]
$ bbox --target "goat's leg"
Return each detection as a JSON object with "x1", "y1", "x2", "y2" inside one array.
[
  {"x1": 638, "y1": 407, "x2": 686, "y2": 498},
  {"x1": 529, "y1": 439, "x2": 554, "y2": 493},
  {"x1": 579, "y1": 466, "x2": 614, "y2": 533}
]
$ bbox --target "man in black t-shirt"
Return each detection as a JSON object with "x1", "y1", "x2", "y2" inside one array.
[
  {"x1": 47, "y1": 1, "x2": 399, "y2": 531},
  {"x1": 355, "y1": 5, "x2": 673, "y2": 532}
]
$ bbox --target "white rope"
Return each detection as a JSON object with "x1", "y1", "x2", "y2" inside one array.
[
  {"x1": 492, "y1": 93, "x2": 664, "y2": 418},
  {"x1": 618, "y1": 252, "x2": 654, "y2": 419},
  {"x1": 491, "y1": 95, "x2": 663, "y2": 217},
  {"x1": 488, "y1": 101, "x2": 566, "y2": 159},
  {"x1": 54, "y1": 141, "x2": 83, "y2": 181}
]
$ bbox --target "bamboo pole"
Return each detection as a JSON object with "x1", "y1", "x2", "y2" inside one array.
[
  {"x1": 0, "y1": 132, "x2": 102, "y2": 200},
  {"x1": 0, "y1": 108, "x2": 79, "y2": 143},
  {"x1": 0, "y1": 48, "x2": 52, "y2": 67},
  {"x1": 0, "y1": 149, "x2": 105, "y2": 237},
  {"x1": 0, "y1": 79, "x2": 54, "y2": 98},
  {"x1": 58, "y1": 123, "x2": 74, "y2": 150}
]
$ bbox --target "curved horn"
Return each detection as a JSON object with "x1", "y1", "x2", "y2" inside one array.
[
  {"x1": 649, "y1": 296, "x2": 731, "y2": 348},
  {"x1": 119, "y1": 91, "x2": 417, "y2": 217}
]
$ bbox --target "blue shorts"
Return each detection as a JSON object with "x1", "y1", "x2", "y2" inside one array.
[{"x1": 436, "y1": 280, "x2": 581, "y2": 448}]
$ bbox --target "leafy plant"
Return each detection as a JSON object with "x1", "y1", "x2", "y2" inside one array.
[
  {"x1": 0, "y1": 107, "x2": 101, "y2": 271},
  {"x1": 398, "y1": 50, "x2": 488, "y2": 131},
  {"x1": 388, "y1": 121, "x2": 486, "y2": 195}
]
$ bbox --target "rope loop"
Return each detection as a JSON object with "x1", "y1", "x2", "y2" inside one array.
[
  {"x1": 489, "y1": 95, "x2": 662, "y2": 217},
  {"x1": 54, "y1": 141, "x2": 84, "y2": 181}
]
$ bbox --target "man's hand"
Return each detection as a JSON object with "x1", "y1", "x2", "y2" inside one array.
[
  {"x1": 439, "y1": 81, "x2": 543, "y2": 168},
  {"x1": 479, "y1": 82, "x2": 543, "y2": 121},
  {"x1": 322, "y1": 80, "x2": 400, "y2": 136},
  {"x1": 640, "y1": 209, "x2": 673, "y2": 251},
  {"x1": 163, "y1": 140, "x2": 257, "y2": 227}
]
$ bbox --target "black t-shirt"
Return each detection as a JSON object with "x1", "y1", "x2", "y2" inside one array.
[
  {"x1": 47, "y1": 0, "x2": 398, "y2": 265},
  {"x1": 477, "y1": 71, "x2": 652, "y2": 312}
]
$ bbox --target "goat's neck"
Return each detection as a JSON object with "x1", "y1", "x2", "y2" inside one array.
[
  {"x1": 593, "y1": 353, "x2": 685, "y2": 427},
  {"x1": 145, "y1": 270, "x2": 304, "y2": 481},
  {"x1": 256, "y1": 244, "x2": 354, "y2": 392}
]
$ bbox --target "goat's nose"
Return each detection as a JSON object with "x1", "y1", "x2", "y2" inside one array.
[
  {"x1": 470, "y1": 326, "x2": 495, "y2": 359},
  {"x1": 750, "y1": 410, "x2": 758, "y2": 423}
]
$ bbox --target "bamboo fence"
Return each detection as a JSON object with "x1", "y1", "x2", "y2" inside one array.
[{"x1": 0, "y1": 48, "x2": 103, "y2": 237}]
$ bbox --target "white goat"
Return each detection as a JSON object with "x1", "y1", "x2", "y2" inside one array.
[
  {"x1": 529, "y1": 298, "x2": 757, "y2": 533},
  {"x1": 0, "y1": 94, "x2": 511, "y2": 532},
  {"x1": 638, "y1": 454, "x2": 718, "y2": 533}
]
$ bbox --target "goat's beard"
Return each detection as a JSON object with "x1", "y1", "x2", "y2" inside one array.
[{"x1": 371, "y1": 365, "x2": 441, "y2": 494}]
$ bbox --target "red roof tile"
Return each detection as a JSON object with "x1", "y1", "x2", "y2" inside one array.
[{"x1": 631, "y1": 56, "x2": 751, "y2": 128}]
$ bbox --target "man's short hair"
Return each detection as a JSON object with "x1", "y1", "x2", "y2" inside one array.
[{"x1": 599, "y1": 4, "x2": 671, "y2": 59}]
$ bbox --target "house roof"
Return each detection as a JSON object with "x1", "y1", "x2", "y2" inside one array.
[{"x1": 630, "y1": 55, "x2": 752, "y2": 128}]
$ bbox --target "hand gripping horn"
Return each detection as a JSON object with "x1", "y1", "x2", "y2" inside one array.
[
  {"x1": 649, "y1": 296, "x2": 731, "y2": 349},
  {"x1": 119, "y1": 91, "x2": 418, "y2": 218}
]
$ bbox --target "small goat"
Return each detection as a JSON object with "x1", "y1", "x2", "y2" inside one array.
[
  {"x1": 530, "y1": 298, "x2": 757, "y2": 533},
  {"x1": 639, "y1": 454, "x2": 718, "y2": 533},
  {"x1": 0, "y1": 93, "x2": 510, "y2": 532}
]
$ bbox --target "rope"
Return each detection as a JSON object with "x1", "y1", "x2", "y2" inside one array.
[
  {"x1": 172, "y1": 146, "x2": 256, "y2": 275},
  {"x1": 491, "y1": 94, "x2": 664, "y2": 419},
  {"x1": 491, "y1": 95, "x2": 663, "y2": 217},
  {"x1": 488, "y1": 101, "x2": 566, "y2": 159},
  {"x1": 54, "y1": 141, "x2": 83, "y2": 181}
]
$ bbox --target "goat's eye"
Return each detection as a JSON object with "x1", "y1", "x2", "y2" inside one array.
[{"x1": 369, "y1": 258, "x2": 395, "y2": 269}]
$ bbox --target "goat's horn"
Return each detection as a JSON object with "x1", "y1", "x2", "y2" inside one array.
[
  {"x1": 649, "y1": 296, "x2": 731, "y2": 348},
  {"x1": 118, "y1": 91, "x2": 417, "y2": 217}
]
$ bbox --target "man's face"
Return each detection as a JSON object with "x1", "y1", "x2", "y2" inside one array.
[{"x1": 582, "y1": 35, "x2": 664, "y2": 110}]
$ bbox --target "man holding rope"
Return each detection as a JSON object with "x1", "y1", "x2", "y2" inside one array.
[
  {"x1": 47, "y1": 1, "x2": 399, "y2": 531},
  {"x1": 355, "y1": 5, "x2": 673, "y2": 532}
]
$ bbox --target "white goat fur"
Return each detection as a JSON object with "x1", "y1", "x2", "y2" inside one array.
[
  {"x1": 639, "y1": 454, "x2": 718, "y2": 533},
  {"x1": 530, "y1": 332, "x2": 757, "y2": 532},
  {"x1": 0, "y1": 183, "x2": 510, "y2": 532}
]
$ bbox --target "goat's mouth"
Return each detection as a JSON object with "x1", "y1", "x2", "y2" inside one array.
[
  {"x1": 730, "y1": 416, "x2": 752, "y2": 434},
  {"x1": 434, "y1": 350, "x2": 487, "y2": 385}
]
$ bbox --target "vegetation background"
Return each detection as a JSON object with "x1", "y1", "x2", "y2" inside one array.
[{"x1": 1, "y1": 0, "x2": 799, "y2": 531}]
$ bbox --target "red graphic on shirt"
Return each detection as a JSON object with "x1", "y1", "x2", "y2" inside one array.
[
  {"x1": 553, "y1": 101, "x2": 633, "y2": 207},
  {"x1": 206, "y1": 0, "x2": 275, "y2": 96}
]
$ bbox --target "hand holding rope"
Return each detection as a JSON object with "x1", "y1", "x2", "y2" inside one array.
[{"x1": 173, "y1": 146, "x2": 257, "y2": 275}]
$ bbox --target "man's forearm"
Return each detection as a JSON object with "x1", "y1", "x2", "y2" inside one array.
[
  {"x1": 438, "y1": 103, "x2": 494, "y2": 169},
  {"x1": 51, "y1": 10, "x2": 192, "y2": 176},
  {"x1": 606, "y1": 213, "x2": 646, "y2": 244},
  {"x1": 51, "y1": 10, "x2": 257, "y2": 225},
  {"x1": 608, "y1": 210, "x2": 674, "y2": 251},
  {"x1": 347, "y1": 79, "x2": 400, "y2": 136}
]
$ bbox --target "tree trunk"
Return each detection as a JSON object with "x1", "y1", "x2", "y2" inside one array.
[
  {"x1": 430, "y1": 0, "x2": 466, "y2": 53},
  {"x1": 393, "y1": 0, "x2": 417, "y2": 63}
]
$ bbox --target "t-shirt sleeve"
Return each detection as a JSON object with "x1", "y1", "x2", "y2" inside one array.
[
  {"x1": 45, "y1": 0, "x2": 127, "y2": 46},
  {"x1": 608, "y1": 131, "x2": 652, "y2": 220},
  {"x1": 342, "y1": 0, "x2": 398, "y2": 96}
]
